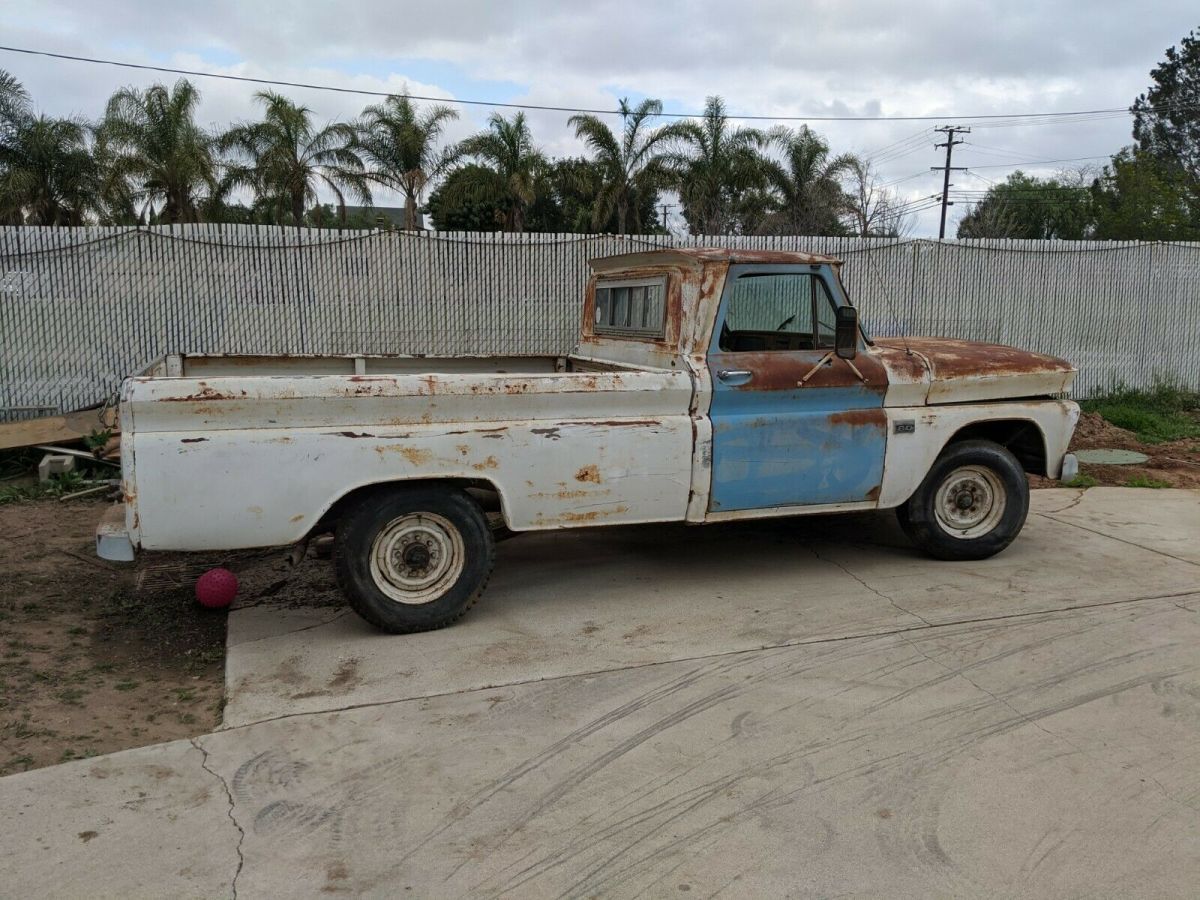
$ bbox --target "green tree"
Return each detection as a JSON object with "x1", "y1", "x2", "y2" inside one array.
[
  {"x1": 956, "y1": 171, "x2": 1094, "y2": 239},
  {"x1": 97, "y1": 79, "x2": 218, "y2": 223},
  {"x1": 355, "y1": 94, "x2": 458, "y2": 231},
  {"x1": 664, "y1": 96, "x2": 768, "y2": 235},
  {"x1": 567, "y1": 98, "x2": 678, "y2": 234},
  {"x1": 0, "y1": 114, "x2": 99, "y2": 225},
  {"x1": 759, "y1": 125, "x2": 855, "y2": 235},
  {"x1": 0, "y1": 69, "x2": 31, "y2": 141},
  {"x1": 1090, "y1": 149, "x2": 1200, "y2": 240},
  {"x1": 451, "y1": 112, "x2": 547, "y2": 232},
  {"x1": 426, "y1": 163, "x2": 507, "y2": 231},
  {"x1": 220, "y1": 91, "x2": 370, "y2": 226},
  {"x1": 1132, "y1": 28, "x2": 1200, "y2": 180}
]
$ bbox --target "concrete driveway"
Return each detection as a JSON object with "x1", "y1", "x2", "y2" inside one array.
[{"x1": 3, "y1": 488, "x2": 1199, "y2": 898}]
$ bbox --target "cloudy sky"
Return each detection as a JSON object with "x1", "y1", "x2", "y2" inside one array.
[{"x1": 2, "y1": 1, "x2": 1196, "y2": 235}]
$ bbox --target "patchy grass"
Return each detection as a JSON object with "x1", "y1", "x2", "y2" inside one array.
[
  {"x1": 1063, "y1": 474, "x2": 1099, "y2": 488},
  {"x1": 1081, "y1": 382, "x2": 1200, "y2": 444},
  {"x1": 1125, "y1": 475, "x2": 1171, "y2": 489}
]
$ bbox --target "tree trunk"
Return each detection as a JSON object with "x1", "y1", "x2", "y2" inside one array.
[
  {"x1": 617, "y1": 196, "x2": 628, "y2": 236},
  {"x1": 292, "y1": 190, "x2": 305, "y2": 227},
  {"x1": 405, "y1": 189, "x2": 418, "y2": 230}
]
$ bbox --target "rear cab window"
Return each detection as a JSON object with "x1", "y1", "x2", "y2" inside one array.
[{"x1": 594, "y1": 276, "x2": 668, "y2": 339}]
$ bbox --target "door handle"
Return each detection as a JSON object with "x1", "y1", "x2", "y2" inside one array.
[{"x1": 717, "y1": 368, "x2": 753, "y2": 385}]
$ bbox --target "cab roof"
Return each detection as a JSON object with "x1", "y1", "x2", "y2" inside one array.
[{"x1": 588, "y1": 247, "x2": 842, "y2": 273}]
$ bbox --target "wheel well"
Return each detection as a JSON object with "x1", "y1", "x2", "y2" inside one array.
[
  {"x1": 946, "y1": 419, "x2": 1047, "y2": 476},
  {"x1": 311, "y1": 478, "x2": 506, "y2": 536}
]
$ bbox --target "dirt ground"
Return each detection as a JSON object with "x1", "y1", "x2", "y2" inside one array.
[
  {"x1": 0, "y1": 497, "x2": 338, "y2": 777},
  {"x1": 1029, "y1": 412, "x2": 1200, "y2": 490},
  {"x1": 1, "y1": 411, "x2": 1196, "y2": 776}
]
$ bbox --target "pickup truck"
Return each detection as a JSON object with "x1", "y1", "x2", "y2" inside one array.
[{"x1": 97, "y1": 248, "x2": 1080, "y2": 633}]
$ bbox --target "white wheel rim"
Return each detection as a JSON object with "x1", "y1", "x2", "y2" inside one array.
[
  {"x1": 369, "y1": 512, "x2": 466, "y2": 605},
  {"x1": 933, "y1": 465, "x2": 1007, "y2": 540}
]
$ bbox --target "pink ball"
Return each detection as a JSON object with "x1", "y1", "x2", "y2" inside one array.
[{"x1": 196, "y1": 567, "x2": 238, "y2": 608}]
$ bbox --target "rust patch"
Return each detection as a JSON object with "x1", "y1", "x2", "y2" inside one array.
[
  {"x1": 708, "y1": 349, "x2": 888, "y2": 393},
  {"x1": 472, "y1": 455, "x2": 499, "y2": 471},
  {"x1": 531, "y1": 488, "x2": 609, "y2": 500},
  {"x1": 865, "y1": 485, "x2": 881, "y2": 501},
  {"x1": 875, "y1": 337, "x2": 1073, "y2": 380},
  {"x1": 375, "y1": 445, "x2": 433, "y2": 465},
  {"x1": 328, "y1": 431, "x2": 375, "y2": 438},
  {"x1": 165, "y1": 384, "x2": 236, "y2": 402},
  {"x1": 558, "y1": 505, "x2": 629, "y2": 523},
  {"x1": 574, "y1": 464, "x2": 601, "y2": 483},
  {"x1": 289, "y1": 514, "x2": 305, "y2": 523},
  {"x1": 531, "y1": 427, "x2": 561, "y2": 439},
  {"x1": 179, "y1": 437, "x2": 208, "y2": 444},
  {"x1": 584, "y1": 419, "x2": 662, "y2": 428}
]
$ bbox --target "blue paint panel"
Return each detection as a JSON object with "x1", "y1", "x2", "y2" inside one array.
[{"x1": 708, "y1": 383, "x2": 885, "y2": 510}]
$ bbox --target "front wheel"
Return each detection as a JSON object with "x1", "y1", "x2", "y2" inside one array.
[
  {"x1": 897, "y1": 439, "x2": 1029, "y2": 561},
  {"x1": 335, "y1": 485, "x2": 495, "y2": 633}
]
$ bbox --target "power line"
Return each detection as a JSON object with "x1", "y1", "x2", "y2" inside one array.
[
  {"x1": 2, "y1": 44, "x2": 1197, "y2": 123},
  {"x1": 965, "y1": 155, "x2": 1110, "y2": 169}
]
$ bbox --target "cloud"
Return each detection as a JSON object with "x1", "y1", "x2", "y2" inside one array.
[{"x1": 3, "y1": 0, "x2": 1195, "y2": 233}]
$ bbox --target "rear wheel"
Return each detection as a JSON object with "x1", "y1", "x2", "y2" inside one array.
[
  {"x1": 335, "y1": 485, "x2": 495, "y2": 633},
  {"x1": 897, "y1": 439, "x2": 1029, "y2": 560}
]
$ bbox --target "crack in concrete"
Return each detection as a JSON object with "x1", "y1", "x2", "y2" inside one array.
[
  {"x1": 1033, "y1": 488, "x2": 1086, "y2": 515},
  {"x1": 191, "y1": 737, "x2": 245, "y2": 899},
  {"x1": 219, "y1": 589, "x2": 1199, "y2": 734},
  {"x1": 810, "y1": 546, "x2": 934, "y2": 627},
  {"x1": 230, "y1": 608, "x2": 349, "y2": 648}
]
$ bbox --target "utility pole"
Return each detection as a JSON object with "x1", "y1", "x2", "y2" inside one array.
[
  {"x1": 931, "y1": 125, "x2": 970, "y2": 239},
  {"x1": 658, "y1": 202, "x2": 677, "y2": 234}
]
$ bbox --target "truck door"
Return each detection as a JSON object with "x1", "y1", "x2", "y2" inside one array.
[{"x1": 705, "y1": 264, "x2": 888, "y2": 512}]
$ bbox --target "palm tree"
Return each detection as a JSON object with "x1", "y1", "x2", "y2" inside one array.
[
  {"x1": 665, "y1": 96, "x2": 768, "y2": 235},
  {"x1": 0, "y1": 114, "x2": 99, "y2": 225},
  {"x1": 567, "y1": 98, "x2": 680, "y2": 234},
  {"x1": 220, "y1": 91, "x2": 371, "y2": 226},
  {"x1": 97, "y1": 79, "x2": 218, "y2": 223},
  {"x1": 355, "y1": 94, "x2": 458, "y2": 230},
  {"x1": 761, "y1": 126, "x2": 856, "y2": 235},
  {"x1": 453, "y1": 112, "x2": 546, "y2": 232},
  {"x1": 0, "y1": 69, "x2": 31, "y2": 137}
]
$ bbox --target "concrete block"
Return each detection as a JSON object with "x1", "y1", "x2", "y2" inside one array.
[{"x1": 37, "y1": 453, "x2": 75, "y2": 482}]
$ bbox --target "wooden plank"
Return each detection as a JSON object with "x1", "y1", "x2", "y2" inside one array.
[{"x1": 0, "y1": 407, "x2": 118, "y2": 451}]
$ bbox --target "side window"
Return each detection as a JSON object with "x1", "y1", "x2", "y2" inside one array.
[
  {"x1": 719, "y1": 272, "x2": 839, "y2": 352},
  {"x1": 813, "y1": 278, "x2": 838, "y2": 349},
  {"x1": 594, "y1": 276, "x2": 667, "y2": 338}
]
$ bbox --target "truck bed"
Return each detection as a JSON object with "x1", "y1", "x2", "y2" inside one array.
[{"x1": 118, "y1": 354, "x2": 697, "y2": 550}]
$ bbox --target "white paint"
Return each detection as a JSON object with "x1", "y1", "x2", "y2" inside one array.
[{"x1": 878, "y1": 400, "x2": 1080, "y2": 507}]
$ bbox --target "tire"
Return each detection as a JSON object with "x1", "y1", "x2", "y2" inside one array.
[
  {"x1": 897, "y1": 439, "x2": 1029, "y2": 561},
  {"x1": 334, "y1": 485, "x2": 495, "y2": 634}
]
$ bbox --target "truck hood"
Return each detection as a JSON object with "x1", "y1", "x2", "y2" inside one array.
[{"x1": 875, "y1": 337, "x2": 1076, "y2": 404}]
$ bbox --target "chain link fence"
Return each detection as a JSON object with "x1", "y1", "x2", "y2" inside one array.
[{"x1": 2, "y1": 224, "x2": 1198, "y2": 416}]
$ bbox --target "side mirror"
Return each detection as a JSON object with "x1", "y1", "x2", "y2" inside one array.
[{"x1": 835, "y1": 306, "x2": 858, "y2": 360}]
